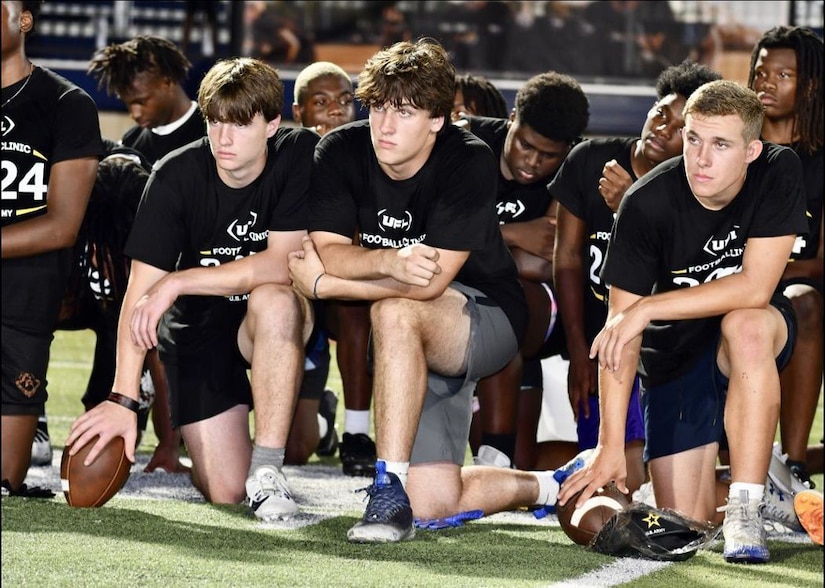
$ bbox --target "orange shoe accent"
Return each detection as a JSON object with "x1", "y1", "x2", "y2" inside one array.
[{"x1": 794, "y1": 490, "x2": 824, "y2": 546}]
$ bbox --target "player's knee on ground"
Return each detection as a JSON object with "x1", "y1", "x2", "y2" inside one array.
[
  {"x1": 407, "y1": 463, "x2": 463, "y2": 519},
  {"x1": 191, "y1": 466, "x2": 246, "y2": 504}
]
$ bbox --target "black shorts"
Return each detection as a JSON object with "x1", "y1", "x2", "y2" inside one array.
[
  {"x1": 1, "y1": 324, "x2": 52, "y2": 416},
  {"x1": 642, "y1": 296, "x2": 797, "y2": 461},
  {"x1": 163, "y1": 318, "x2": 325, "y2": 428}
]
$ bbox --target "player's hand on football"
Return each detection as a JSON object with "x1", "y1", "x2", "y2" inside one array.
[
  {"x1": 598, "y1": 159, "x2": 633, "y2": 212},
  {"x1": 557, "y1": 445, "x2": 628, "y2": 509},
  {"x1": 67, "y1": 401, "x2": 138, "y2": 465},
  {"x1": 567, "y1": 349, "x2": 598, "y2": 421},
  {"x1": 130, "y1": 276, "x2": 178, "y2": 349},
  {"x1": 288, "y1": 236, "x2": 327, "y2": 299},
  {"x1": 589, "y1": 300, "x2": 649, "y2": 372},
  {"x1": 390, "y1": 243, "x2": 441, "y2": 286}
]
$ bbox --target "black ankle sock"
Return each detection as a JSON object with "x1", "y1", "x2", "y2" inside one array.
[{"x1": 480, "y1": 433, "x2": 515, "y2": 460}]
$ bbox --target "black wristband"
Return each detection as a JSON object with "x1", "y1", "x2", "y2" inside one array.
[{"x1": 107, "y1": 392, "x2": 140, "y2": 414}]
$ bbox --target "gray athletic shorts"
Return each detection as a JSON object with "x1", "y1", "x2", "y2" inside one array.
[{"x1": 410, "y1": 283, "x2": 519, "y2": 465}]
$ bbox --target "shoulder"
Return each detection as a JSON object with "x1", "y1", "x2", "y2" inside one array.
[
  {"x1": 153, "y1": 137, "x2": 211, "y2": 175},
  {"x1": 34, "y1": 67, "x2": 96, "y2": 108},
  {"x1": 270, "y1": 125, "x2": 320, "y2": 152},
  {"x1": 463, "y1": 116, "x2": 508, "y2": 144}
]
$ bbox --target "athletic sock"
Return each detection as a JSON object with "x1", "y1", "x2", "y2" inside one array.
[
  {"x1": 480, "y1": 433, "x2": 515, "y2": 461},
  {"x1": 534, "y1": 470, "x2": 560, "y2": 505},
  {"x1": 249, "y1": 444, "x2": 285, "y2": 477},
  {"x1": 344, "y1": 409, "x2": 371, "y2": 436},
  {"x1": 729, "y1": 482, "x2": 764, "y2": 502},
  {"x1": 380, "y1": 459, "x2": 409, "y2": 488}
]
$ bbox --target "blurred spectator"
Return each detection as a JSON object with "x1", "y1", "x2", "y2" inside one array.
[
  {"x1": 581, "y1": 0, "x2": 678, "y2": 78},
  {"x1": 380, "y1": 3, "x2": 412, "y2": 48},
  {"x1": 245, "y1": 1, "x2": 315, "y2": 65},
  {"x1": 181, "y1": 1, "x2": 219, "y2": 58}
]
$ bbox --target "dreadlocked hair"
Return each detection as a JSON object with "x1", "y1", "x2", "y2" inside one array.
[
  {"x1": 87, "y1": 35, "x2": 191, "y2": 97},
  {"x1": 455, "y1": 74, "x2": 508, "y2": 118},
  {"x1": 75, "y1": 155, "x2": 150, "y2": 310},
  {"x1": 747, "y1": 26, "x2": 823, "y2": 154}
]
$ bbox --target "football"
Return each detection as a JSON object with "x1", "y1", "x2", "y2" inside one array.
[
  {"x1": 60, "y1": 435, "x2": 131, "y2": 507},
  {"x1": 557, "y1": 483, "x2": 630, "y2": 546}
]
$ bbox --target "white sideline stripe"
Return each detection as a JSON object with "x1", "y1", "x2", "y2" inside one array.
[{"x1": 548, "y1": 558, "x2": 672, "y2": 587}]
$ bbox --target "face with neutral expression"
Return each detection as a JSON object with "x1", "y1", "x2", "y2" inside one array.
[
  {"x1": 682, "y1": 113, "x2": 761, "y2": 210},
  {"x1": 293, "y1": 74, "x2": 355, "y2": 136},
  {"x1": 638, "y1": 93, "x2": 688, "y2": 165},
  {"x1": 501, "y1": 118, "x2": 571, "y2": 185},
  {"x1": 119, "y1": 71, "x2": 182, "y2": 129},
  {"x1": 369, "y1": 102, "x2": 443, "y2": 180},
  {"x1": 207, "y1": 112, "x2": 279, "y2": 188},
  {"x1": 751, "y1": 47, "x2": 798, "y2": 122}
]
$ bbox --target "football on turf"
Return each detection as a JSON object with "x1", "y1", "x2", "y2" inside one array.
[
  {"x1": 60, "y1": 436, "x2": 131, "y2": 507},
  {"x1": 557, "y1": 483, "x2": 630, "y2": 546}
]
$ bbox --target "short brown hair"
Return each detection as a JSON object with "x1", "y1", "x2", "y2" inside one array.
[
  {"x1": 198, "y1": 58, "x2": 283, "y2": 125},
  {"x1": 356, "y1": 38, "x2": 455, "y2": 122},
  {"x1": 684, "y1": 80, "x2": 764, "y2": 143}
]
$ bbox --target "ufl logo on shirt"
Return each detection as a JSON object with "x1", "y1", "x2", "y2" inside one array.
[
  {"x1": 702, "y1": 225, "x2": 739, "y2": 257},
  {"x1": 2, "y1": 115, "x2": 16, "y2": 136},
  {"x1": 378, "y1": 209, "x2": 412, "y2": 232},
  {"x1": 226, "y1": 211, "x2": 259, "y2": 242}
]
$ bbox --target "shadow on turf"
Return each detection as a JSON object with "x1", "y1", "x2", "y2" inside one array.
[{"x1": 2, "y1": 498, "x2": 611, "y2": 584}]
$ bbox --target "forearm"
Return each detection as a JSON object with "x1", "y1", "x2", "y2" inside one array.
[
  {"x1": 316, "y1": 241, "x2": 396, "y2": 281},
  {"x1": 1, "y1": 213, "x2": 84, "y2": 258},
  {"x1": 596, "y1": 336, "x2": 639, "y2": 447},
  {"x1": 315, "y1": 272, "x2": 434, "y2": 302},
  {"x1": 554, "y1": 262, "x2": 590, "y2": 355}
]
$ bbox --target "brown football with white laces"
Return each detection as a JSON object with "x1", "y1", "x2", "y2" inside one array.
[{"x1": 557, "y1": 483, "x2": 630, "y2": 546}]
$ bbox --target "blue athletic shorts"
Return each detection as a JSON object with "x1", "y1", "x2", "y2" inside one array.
[
  {"x1": 577, "y1": 376, "x2": 645, "y2": 451},
  {"x1": 641, "y1": 300, "x2": 796, "y2": 461}
]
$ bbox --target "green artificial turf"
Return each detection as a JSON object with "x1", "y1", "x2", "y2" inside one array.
[{"x1": 2, "y1": 329, "x2": 823, "y2": 587}]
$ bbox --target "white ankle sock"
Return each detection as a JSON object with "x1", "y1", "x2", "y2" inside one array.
[
  {"x1": 534, "y1": 471, "x2": 560, "y2": 505},
  {"x1": 382, "y1": 460, "x2": 409, "y2": 487},
  {"x1": 729, "y1": 482, "x2": 764, "y2": 502},
  {"x1": 344, "y1": 410, "x2": 370, "y2": 435}
]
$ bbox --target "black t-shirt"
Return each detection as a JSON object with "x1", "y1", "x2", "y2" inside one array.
[
  {"x1": 125, "y1": 127, "x2": 318, "y2": 357},
  {"x1": 2, "y1": 66, "x2": 103, "y2": 333},
  {"x1": 786, "y1": 143, "x2": 823, "y2": 262},
  {"x1": 548, "y1": 137, "x2": 638, "y2": 343},
  {"x1": 309, "y1": 120, "x2": 527, "y2": 344},
  {"x1": 121, "y1": 105, "x2": 206, "y2": 165},
  {"x1": 601, "y1": 143, "x2": 808, "y2": 386},
  {"x1": 466, "y1": 116, "x2": 556, "y2": 223}
]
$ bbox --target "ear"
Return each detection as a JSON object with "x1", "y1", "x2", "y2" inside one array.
[
  {"x1": 267, "y1": 115, "x2": 281, "y2": 138},
  {"x1": 745, "y1": 138, "x2": 763, "y2": 163},
  {"x1": 291, "y1": 104, "x2": 302, "y2": 126},
  {"x1": 19, "y1": 10, "x2": 33, "y2": 33},
  {"x1": 430, "y1": 115, "x2": 445, "y2": 134}
]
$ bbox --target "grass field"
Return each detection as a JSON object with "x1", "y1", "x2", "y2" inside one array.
[{"x1": 2, "y1": 330, "x2": 823, "y2": 587}]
